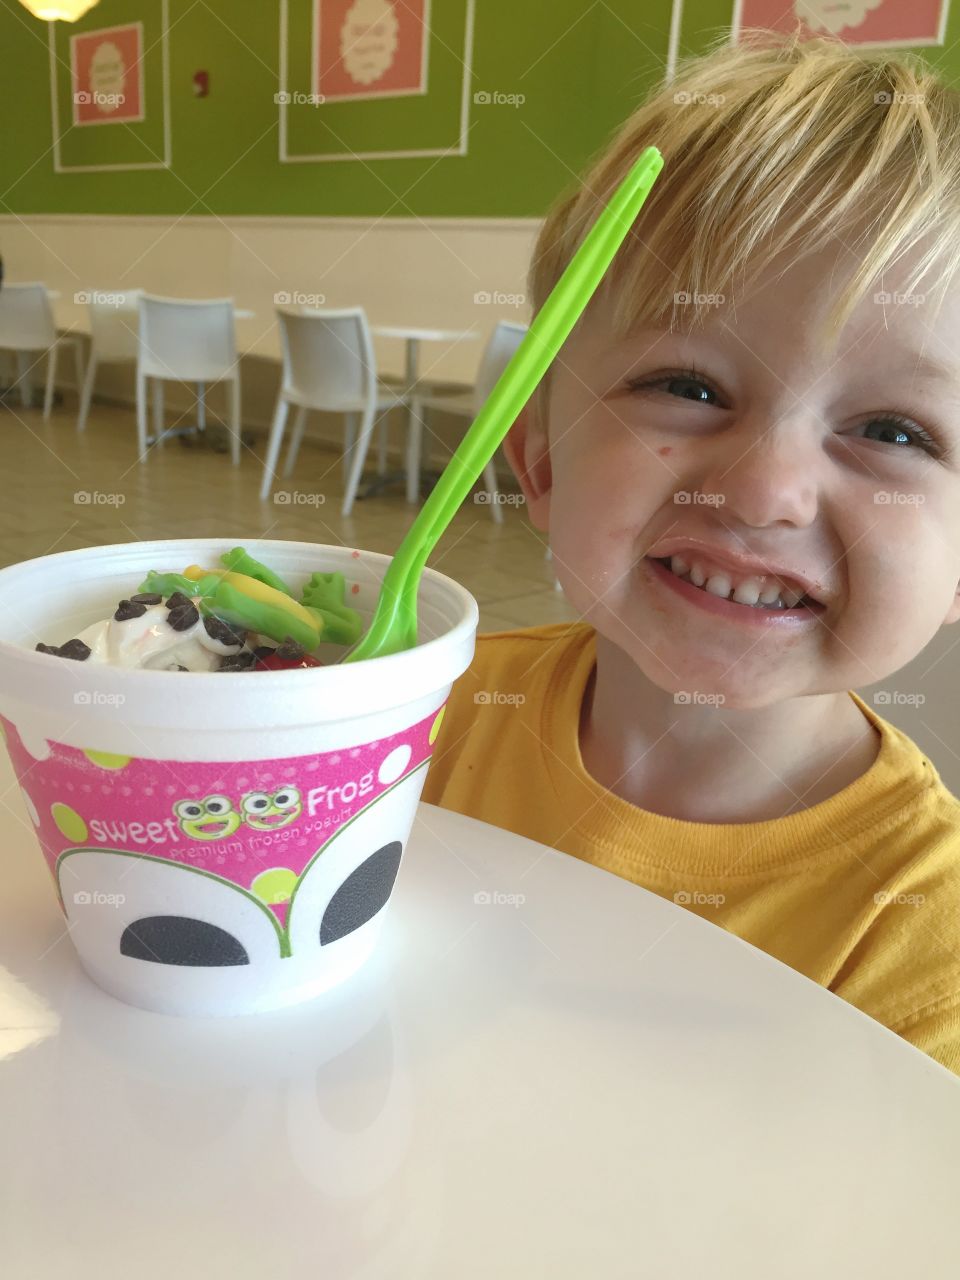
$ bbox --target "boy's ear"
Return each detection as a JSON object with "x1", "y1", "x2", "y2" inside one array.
[
  {"x1": 944, "y1": 583, "x2": 960, "y2": 627},
  {"x1": 502, "y1": 397, "x2": 552, "y2": 531}
]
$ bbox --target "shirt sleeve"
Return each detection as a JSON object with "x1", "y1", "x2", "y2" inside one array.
[{"x1": 891, "y1": 995, "x2": 960, "y2": 1078}]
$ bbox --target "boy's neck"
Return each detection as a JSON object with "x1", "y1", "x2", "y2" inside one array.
[{"x1": 578, "y1": 634, "x2": 882, "y2": 825}]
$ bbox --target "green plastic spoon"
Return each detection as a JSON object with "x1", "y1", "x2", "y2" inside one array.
[{"x1": 344, "y1": 144, "x2": 664, "y2": 664}]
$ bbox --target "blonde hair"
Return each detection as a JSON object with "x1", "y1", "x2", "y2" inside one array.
[{"x1": 527, "y1": 30, "x2": 960, "y2": 418}]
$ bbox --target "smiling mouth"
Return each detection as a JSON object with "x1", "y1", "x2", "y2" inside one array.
[
  {"x1": 197, "y1": 819, "x2": 229, "y2": 834},
  {"x1": 647, "y1": 556, "x2": 824, "y2": 612}
]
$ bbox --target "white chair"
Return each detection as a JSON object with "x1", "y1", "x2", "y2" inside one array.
[
  {"x1": 77, "y1": 289, "x2": 142, "y2": 433},
  {"x1": 259, "y1": 307, "x2": 406, "y2": 513},
  {"x1": 407, "y1": 320, "x2": 529, "y2": 523},
  {"x1": 136, "y1": 294, "x2": 242, "y2": 464},
  {"x1": 0, "y1": 283, "x2": 84, "y2": 420}
]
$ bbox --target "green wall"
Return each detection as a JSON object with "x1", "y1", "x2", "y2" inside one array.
[{"x1": 2, "y1": 0, "x2": 958, "y2": 218}]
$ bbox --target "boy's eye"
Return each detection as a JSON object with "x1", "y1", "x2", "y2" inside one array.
[
  {"x1": 859, "y1": 414, "x2": 941, "y2": 456},
  {"x1": 625, "y1": 369, "x2": 720, "y2": 405}
]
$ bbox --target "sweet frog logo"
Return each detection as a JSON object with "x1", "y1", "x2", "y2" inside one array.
[
  {"x1": 241, "y1": 787, "x2": 302, "y2": 831},
  {"x1": 175, "y1": 788, "x2": 303, "y2": 840}
]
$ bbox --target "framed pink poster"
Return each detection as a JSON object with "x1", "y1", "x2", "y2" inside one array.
[
  {"x1": 70, "y1": 22, "x2": 145, "y2": 127},
  {"x1": 312, "y1": 0, "x2": 430, "y2": 103},
  {"x1": 731, "y1": 0, "x2": 951, "y2": 47}
]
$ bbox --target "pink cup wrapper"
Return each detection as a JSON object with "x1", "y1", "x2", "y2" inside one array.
[{"x1": 1, "y1": 702, "x2": 447, "y2": 1010}]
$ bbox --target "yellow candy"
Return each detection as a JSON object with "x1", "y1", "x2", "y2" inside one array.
[{"x1": 182, "y1": 566, "x2": 319, "y2": 635}]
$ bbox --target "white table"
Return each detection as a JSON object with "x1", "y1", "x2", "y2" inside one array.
[
  {"x1": 1, "y1": 752, "x2": 958, "y2": 1277},
  {"x1": 366, "y1": 325, "x2": 480, "y2": 500},
  {"x1": 371, "y1": 324, "x2": 480, "y2": 389}
]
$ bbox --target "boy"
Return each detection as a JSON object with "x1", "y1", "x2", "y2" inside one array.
[{"x1": 421, "y1": 32, "x2": 960, "y2": 1077}]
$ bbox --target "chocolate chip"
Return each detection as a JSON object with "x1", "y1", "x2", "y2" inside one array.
[
  {"x1": 130, "y1": 592, "x2": 162, "y2": 606},
  {"x1": 276, "y1": 637, "x2": 306, "y2": 662},
  {"x1": 217, "y1": 650, "x2": 256, "y2": 672},
  {"x1": 167, "y1": 602, "x2": 200, "y2": 632},
  {"x1": 203, "y1": 615, "x2": 244, "y2": 647},
  {"x1": 35, "y1": 642, "x2": 61, "y2": 656},
  {"x1": 253, "y1": 646, "x2": 275, "y2": 658},
  {"x1": 175, "y1": 664, "x2": 189, "y2": 672},
  {"x1": 115, "y1": 599, "x2": 148, "y2": 622},
  {"x1": 165, "y1": 591, "x2": 193, "y2": 611},
  {"x1": 58, "y1": 639, "x2": 91, "y2": 661}
]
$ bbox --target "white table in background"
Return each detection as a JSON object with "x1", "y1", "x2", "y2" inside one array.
[
  {"x1": 1, "y1": 748, "x2": 958, "y2": 1277},
  {"x1": 366, "y1": 325, "x2": 480, "y2": 500}
]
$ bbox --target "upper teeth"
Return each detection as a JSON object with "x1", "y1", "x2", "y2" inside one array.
[{"x1": 667, "y1": 555, "x2": 808, "y2": 609}]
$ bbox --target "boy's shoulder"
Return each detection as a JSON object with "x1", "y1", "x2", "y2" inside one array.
[
  {"x1": 463, "y1": 620, "x2": 593, "y2": 692},
  {"x1": 473, "y1": 619, "x2": 593, "y2": 663}
]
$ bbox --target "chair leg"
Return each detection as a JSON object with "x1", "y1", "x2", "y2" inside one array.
[
  {"x1": 77, "y1": 353, "x2": 97, "y2": 432},
  {"x1": 259, "y1": 397, "x2": 290, "y2": 501},
  {"x1": 72, "y1": 337, "x2": 84, "y2": 401},
  {"x1": 343, "y1": 411, "x2": 359, "y2": 486},
  {"x1": 135, "y1": 371, "x2": 149, "y2": 462},
  {"x1": 283, "y1": 406, "x2": 308, "y2": 476},
  {"x1": 15, "y1": 352, "x2": 32, "y2": 408},
  {"x1": 377, "y1": 417, "x2": 389, "y2": 476},
  {"x1": 342, "y1": 403, "x2": 378, "y2": 516},
  {"x1": 152, "y1": 378, "x2": 165, "y2": 443},
  {"x1": 227, "y1": 377, "x2": 241, "y2": 465},
  {"x1": 482, "y1": 459, "x2": 504, "y2": 524},
  {"x1": 405, "y1": 399, "x2": 423, "y2": 504},
  {"x1": 197, "y1": 382, "x2": 206, "y2": 433},
  {"x1": 43, "y1": 344, "x2": 58, "y2": 420}
]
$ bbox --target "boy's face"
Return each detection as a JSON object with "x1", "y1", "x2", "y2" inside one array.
[{"x1": 506, "y1": 244, "x2": 960, "y2": 706}]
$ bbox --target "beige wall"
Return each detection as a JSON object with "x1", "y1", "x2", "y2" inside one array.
[{"x1": 0, "y1": 213, "x2": 539, "y2": 474}]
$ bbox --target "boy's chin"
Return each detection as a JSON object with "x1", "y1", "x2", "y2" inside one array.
[{"x1": 587, "y1": 613, "x2": 795, "y2": 711}]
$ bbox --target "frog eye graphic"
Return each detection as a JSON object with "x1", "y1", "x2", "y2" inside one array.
[
  {"x1": 273, "y1": 788, "x2": 301, "y2": 811},
  {"x1": 174, "y1": 799, "x2": 204, "y2": 821},
  {"x1": 242, "y1": 791, "x2": 271, "y2": 816},
  {"x1": 203, "y1": 795, "x2": 232, "y2": 816}
]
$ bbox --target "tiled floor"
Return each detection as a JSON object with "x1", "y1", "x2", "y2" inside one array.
[{"x1": 0, "y1": 398, "x2": 579, "y2": 633}]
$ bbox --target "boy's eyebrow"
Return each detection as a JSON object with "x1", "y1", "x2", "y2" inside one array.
[
  {"x1": 893, "y1": 352, "x2": 960, "y2": 385},
  {"x1": 606, "y1": 332, "x2": 960, "y2": 391}
]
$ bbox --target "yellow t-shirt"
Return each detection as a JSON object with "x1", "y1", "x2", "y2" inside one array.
[{"x1": 422, "y1": 622, "x2": 960, "y2": 1078}]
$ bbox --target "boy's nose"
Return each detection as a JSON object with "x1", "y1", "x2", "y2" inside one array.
[{"x1": 692, "y1": 419, "x2": 821, "y2": 529}]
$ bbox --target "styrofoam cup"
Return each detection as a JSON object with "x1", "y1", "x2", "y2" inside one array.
[{"x1": 0, "y1": 539, "x2": 478, "y2": 1016}]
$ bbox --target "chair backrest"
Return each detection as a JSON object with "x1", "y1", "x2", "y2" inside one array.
[
  {"x1": 87, "y1": 289, "x2": 142, "y2": 363},
  {"x1": 137, "y1": 294, "x2": 237, "y2": 381},
  {"x1": 473, "y1": 321, "x2": 529, "y2": 412},
  {"x1": 276, "y1": 306, "x2": 375, "y2": 408},
  {"x1": 0, "y1": 283, "x2": 56, "y2": 351}
]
